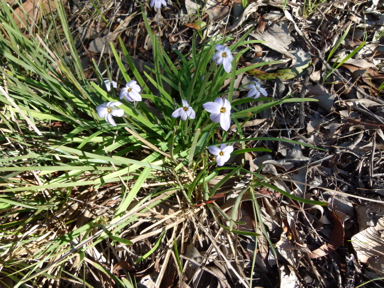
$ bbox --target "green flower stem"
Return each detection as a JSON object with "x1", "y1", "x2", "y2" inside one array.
[
  {"x1": 196, "y1": 61, "x2": 216, "y2": 104},
  {"x1": 183, "y1": 119, "x2": 189, "y2": 142},
  {"x1": 208, "y1": 65, "x2": 219, "y2": 99}
]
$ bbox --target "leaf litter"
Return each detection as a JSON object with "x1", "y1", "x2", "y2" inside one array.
[{"x1": 2, "y1": 0, "x2": 384, "y2": 287}]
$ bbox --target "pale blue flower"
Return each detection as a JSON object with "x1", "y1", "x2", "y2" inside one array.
[
  {"x1": 213, "y1": 44, "x2": 233, "y2": 73},
  {"x1": 202, "y1": 97, "x2": 231, "y2": 131},
  {"x1": 120, "y1": 80, "x2": 142, "y2": 102},
  {"x1": 150, "y1": 0, "x2": 167, "y2": 9},
  {"x1": 172, "y1": 100, "x2": 196, "y2": 121},
  {"x1": 209, "y1": 144, "x2": 234, "y2": 166},
  {"x1": 103, "y1": 80, "x2": 117, "y2": 92},
  {"x1": 96, "y1": 101, "x2": 124, "y2": 126},
  {"x1": 247, "y1": 80, "x2": 267, "y2": 99}
]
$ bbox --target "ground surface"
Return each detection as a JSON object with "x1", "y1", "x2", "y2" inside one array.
[{"x1": 2, "y1": 0, "x2": 384, "y2": 287}]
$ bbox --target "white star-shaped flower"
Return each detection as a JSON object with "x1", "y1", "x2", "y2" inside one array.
[
  {"x1": 213, "y1": 44, "x2": 234, "y2": 73},
  {"x1": 202, "y1": 97, "x2": 231, "y2": 131},
  {"x1": 96, "y1": 101, "x2": 124, "y2": 127},
  {"x1": 247, "y1": 80, "x2": 267, "y2": 99},
  {"x1": 120, "y1": 80, "x2": 142, "y2": 102},
  {"x1": 172, "y1": 100, "x2": 196, "y2": 121},
  {"x1": 150, "y1": 0, "x2": 167, "y2": 9},
  {"x1": 103, "y1": 80, "x2": 117, "y2": 92},
  {"x1": 209, "y1": 144, "x2": 234, "y2": 166}
]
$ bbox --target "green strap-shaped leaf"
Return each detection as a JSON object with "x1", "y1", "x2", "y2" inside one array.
[
  {"x1": 114, "y1": 166, "x2": 152, "y2": 217},
  {"x1": 135, "y1": 231, "x2": 165, "y2": 263}
]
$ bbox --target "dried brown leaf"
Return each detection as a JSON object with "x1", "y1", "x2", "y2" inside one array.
[
  {"x1": 12, "y1": 0, "x2": 65, "y2": 28},
  {"x1": 310, "y1": 210, "x2": 345, "y2": 259},
  {"x1": 352, "y1": 217, "x2": 384, "y2": 276}
]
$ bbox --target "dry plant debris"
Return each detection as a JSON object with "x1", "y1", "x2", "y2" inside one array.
[{"x1": 1, "y1": 0, "x2": 384, "y2": 287}]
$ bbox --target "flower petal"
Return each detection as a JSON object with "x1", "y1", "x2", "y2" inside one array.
[
  {"x1": 96, "y1": 106, "x2": 108, "y2": 119},
  {"x1": 248, "y1": 88, "x2": 256, "y2": 98},
  {"x1": 111, "y1": 108, "x2": 124, "y2": 117},
  {"x1": 221, "y1": 153, "x2": 231, "y2": 165},
  {"x1": 104, "y1": 80, "x2": 117, "y2": 91},
  {"x1": 128, "y1": 80, "x2": 141, "y2": 93},
  {"x1": 172, "y1": 108, "x2": 182, "y2": 118},
  {"x1": 222, "y1": 145, "x2": 234, "y2": 154},
  {"x1": 214, "y1": 97, "x2": 224, "y2": 105},
  {"x1": 225, "y1": 50, "x2": 233, "y2": 62},
  {"x1": 260, "y1": 88, "x2": 268, "y2": 96},
  {"x1": 129, "y1": 89, "x2": 142, "y2": 101},
  {"x1": 120, "y1": 88, "x2": 128, "y2": 99},
  {"x1": 210, "y1": 112, "x2": 221, "y2": 123},
  {"x1": 188, "y1": 107, "x2": 196, "y2": 119},
  {"x1": 203, "y1": 101, "x2": 221, "y2": 114},
  {"x1": 125, "y1": 95, "x2": 134, "y2": 102},
  {"x1": 216, "y1": 155, "x2": 226, "y2": 166},
  {"x1": 104, "y1": 81, "x2": 111, "y2": 91},
  {"x1": 223, "y1": 98, "x2": 231, "y2": 110},
  {"x1": 106, "y1": 113, "x2": 117, "y2": 126},
  {"x1": 215, "y1": 44, "x2": 225, "y2": 51},
  {"x1": 213, "y1": 51, "x2": 223, "y2": 65},
  {"x1": 133, "y1": 85, "x2": 141, "y2": 93},
  {"x1": 208, "y1": 146, "x2": 221, "y2": 156},
  {"x1": 220, "y1": 113, "x2": 231, "y2": 131},
  {"x1": 223, "y1": 58, "x2": 232, "y2": 73},
  {"x1": 180, "y1": 110, "x2": 188, "y2": 121},
  {"x1": 181, "y1": 99, "x2": 189, "y2": 107}
]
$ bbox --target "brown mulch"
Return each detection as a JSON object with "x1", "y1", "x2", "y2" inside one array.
[{"x1": 69, "y1": 0, "x2": 384, "y2": 287}]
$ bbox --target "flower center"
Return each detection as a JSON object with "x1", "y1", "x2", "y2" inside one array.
[
  {"x1": 220, "y1": 107, "x2": 226, "y2": 113},
  {"x1": 107, "y1": 108, "x2": 112, "y2": 113},
  {"x1": 256, "y1": 86, "x2": 260, "y2": 91},
  {"x1": 127, "y1": 88, "x2": 132, "y2": 92},
  {"x1": 221, "y1": 52, "x2": 227, "y2": 58},
  {"x1": 219, "y1": 151, "x2": 224, "y2": 156},
  {"x1": 183, "y1": 106, "x2": 188, "y2": 111}
]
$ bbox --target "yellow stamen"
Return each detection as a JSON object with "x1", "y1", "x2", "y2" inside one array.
[
  {"x1": 183, "y1": 107, "x2": 188, "y2": 111},
  {"x1": 127, "y1": 88, "x2": 132, "y2": 92},
  {"x1": 107, "y1": 108, "x2": 112, "y2": 113},
  {"x1": 219, "y1": 151, "x2": 224, "y2": 156},
  {"x1": 222, "y1": 52, "x2": 227, "y2": 58},
  {"x1": 220, "y1": 107, "x2": 226, "y2": 113}
]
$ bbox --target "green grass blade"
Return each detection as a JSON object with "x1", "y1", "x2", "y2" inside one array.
[
  {"x1": 209, "y1": 166, "x2": 242, "y2": 198},
  {"x1": 256, "y1": 181, "x2": 327, "y2": 205},
  {"x1": 114, "y1": 166, "x2": 152, "y2": 217},
  {"x1": 174, "y1": 238, "x2": 184, "y2": 274},
  {"x1": 135, "y1": 231, "x2": 165, "y2": 263}
]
